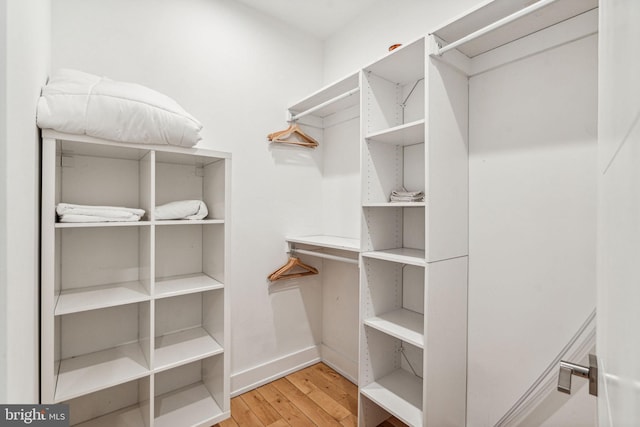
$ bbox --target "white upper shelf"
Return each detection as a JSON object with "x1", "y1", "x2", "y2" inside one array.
[
  {"x1": 431, "y1": 0, "x2": 598, "y2": 58},
  {"x1": 43, "y1": 129, "x2": 231, "y2": 161},
  {"x1": 365, "y1": 38, "x2": 425, "y2": 85},
  {"x1": 286, "y1": 235, "x2": 360, "y2": 252},
  {"x1": 288, "y1": 72, "x2": 359, "y2": 119}
]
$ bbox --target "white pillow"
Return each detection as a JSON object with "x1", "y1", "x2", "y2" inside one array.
[{"x1": 37, "y1": 69, "x2": 203, "y2": 147}]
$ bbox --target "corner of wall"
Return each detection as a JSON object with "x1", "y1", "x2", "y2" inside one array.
[
  {"x1": 3, "y1": 0, "x2": 52, "y2": 404},
  {"x1": 0, "y1": 0, "x2": 8, "y2": 405}
]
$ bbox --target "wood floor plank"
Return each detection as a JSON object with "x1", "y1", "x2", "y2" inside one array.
[
  {"x1": 307, "y1": 388, "x2": 352, "y2": 421},
  {"x1": 230, "y1": 395, "x2": 266, "y2": 427},
  {"x1": 240, "y1": 389, "x2": 283, "y2": 426},
  {"x1": 212, "y1": 363, "x2": 406, "y2": 427},
  {"x1": 312, "y1": 363, "x2": 358, "y2": 396},
  {"x1": 255, "y1": 382, "x2": 282, "y2": 403},
  {"x1": 271, "y1": 377, "x2": 342, "y2": 426},
  {"x1": 216, "y1": 416, "x2": 239, "y2": 427},
  {"x1": 386, "y1": 417, "x2": 408, "y2": 426},
  {"x1": 286, "y1": 364, "x2": 354, "y2": 421},
  {"x1": 336, "y1": 393, "x2": 359, "y2": 417},
  {"x1": 286, "y1": 368, "x2": 315, "y2": 395},
  {"x1": 256, "y1": 383, "x2": 315, "y2": 427},
  {"x1": 340, "y1": 414, "x2": 358, "y2": 427},
  {"x1": 296, "y1": 364, "x2": 356, "y2": 420},
  {"x1": 310, "y1": 364, "x2": 359, "y2": 416}
]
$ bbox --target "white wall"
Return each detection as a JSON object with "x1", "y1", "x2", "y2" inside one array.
[
  {"x1": 322, "y1": 0, "x2": 481, "y2": 84},
  {"x1": 467, "y1": 34, "x2": 597, "y2": 426},
  {"x1": 51, "y1": 0, "x2": 326, "y2": 391},
  {"x1": 0, "y1": 0, "x2": 7, "y2": 404},
  {"x1": 1, "y1": 0, "x2": 51, "y2": 403}
]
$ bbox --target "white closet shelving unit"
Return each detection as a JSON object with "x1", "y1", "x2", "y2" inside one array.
[
  {"x1": 357, "y1": 0, "x2": 597, "y2": 424},
  {"x1": 41, "y1": 130, "x2": 231, "y2": 427},
  {"x1": 358, "y1": 35, "x2": 469, "y2": 427},
  {"x1": 281, "y1": 72, "x2": 362, "y2": 382},
  {"x1": 359, "y1": 2, "x2": 600, "y2": 427}
]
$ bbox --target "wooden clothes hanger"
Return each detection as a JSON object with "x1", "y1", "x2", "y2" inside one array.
[
  {"x1": 268, "y1": 256, "x2": 319, "y2": 281},
  {"x1": 267, "y1": 122, "x2": 319, "y2": 148}
]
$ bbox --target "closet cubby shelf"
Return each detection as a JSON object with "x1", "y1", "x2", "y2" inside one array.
[
  {"x1": 154, "y1": 219, "x2": 224, "y2": 225},
  {"x1": 285, "y1": 235, "x2": 360, "y2": 252},
  {"x1": 154, "y1": 327, "x2": 223, "y2": 372},
  {"x1": 73, "y1": 405, "x2": 146, "y2": 427},
  {"x1": 360, "y1": 369, "x2": 423, "y2": 427},
  {"x1": 55, "y1": 221, "x2": 152, "y2": 228},
  {"x1": 54, "y1": 281, "x2": 150, "y2": 316},
  {"x1": 362, "y1": 248, "x2": 426, "y2": 267},
  {"x1": 154, "y1": 273, "x2": 224, "y2": 299},
  {"x1": 154, "y1": 382, "x2": 224, "y2": 427},
  {"x1": 55, "y1": 341, "x2": 149, "y2": 403},
  {"x1": 363, "y1": 308, "x2": 424, "y2": 349},
  {"x1": 362, "y1": 202, "x2": 425, "y2": 208},
  {"x1": 365, "y1": 119, "x2": 425, "y2": 146}
]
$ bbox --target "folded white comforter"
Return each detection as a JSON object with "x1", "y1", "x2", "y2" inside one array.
[
  {"x1": 37, "y1": 69, "x2": 202, "y2": 147},
  {"x1": 155, "y1": 200, "x2": 208, "y2": 220},
  {"x1": 57, "y1": 203, "x2": 145, "y2": 223}
]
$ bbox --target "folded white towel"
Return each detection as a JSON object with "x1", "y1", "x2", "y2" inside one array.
[
  {"x1": 390, "y1": 188, "x2": 424, "y2": 203},
  {"x1": 56, "y1": 203, "x2": 145, "y2": 222},
  {"x1": 155, "y1": 200, "x2": 208, "y2": 220},
  {"x1": 59, "y1": 214, "x2": 143, "y2": 223}
]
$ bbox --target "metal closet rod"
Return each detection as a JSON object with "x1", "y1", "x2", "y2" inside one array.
[
  {"x1": 290, "y1": 87, "x2": 360, "y2": 122},
  {"x1": 292, "y1": 248, "x2": 359, "y2": 265},
  {"x1": 437, "y1": 0, "x2": 560, "y2": 56}
]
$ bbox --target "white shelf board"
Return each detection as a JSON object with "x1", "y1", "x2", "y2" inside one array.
[
  {"x1": 75, "y1": 405, "x2": 146, "y2": 427},
  {"x1": 43, "y1": 129, "x2": 231, "y2": 161},
  {"x1": 154, "y1": 327, "x2": 223, "y2": 373},
  {"x1": 364, "y1": 308, "x2": 424, "y2": 348},
  {"x1": 155, "y1": 273, "x2": 224, "y2": 299},
  {"x1": 154, "y1": 382, "x2": 224, "y2": 427},
  {"x1": 55, "y1": 220, "x2": 151, "y2": 228},
  {"x1": 363, "y1": 202, "x2": 425, "y2": 208},
  {"x1": 365, "y1": 120, "x2": 425, "y2": 146},
  {"x1": 289, "y1": 72, "x2": 359, "y2": 118},
  {"x1": 54, "y1": 136, "x2": 151, "y2": 161},
  {"x1": 365, "y1": 38, "x2": 425, "y2": 85},
  {"x1": 154, "y1": 219, "x2": 224, "y2": 226},
  {"x1": 362, "y1": 248, "x2": 426, "y2": 267},
  {"x1": 55, "y1": 281, "x2": 150, "y2": 316},
  {"x1": 431, "y1": 0, "x2": 598, "y2": 58},
  {"x1": 55, "y1": 342, "x2": 149, "y2": 403},
  {"x1": 155, "y1": 150, "x2": 228, "y2": 166},
  {"x1": 286, "y1": 235, "x2": 360, "y2": 252},
  {"x1": 360, "y1": 369, "x2": 423, "y2": 427}
]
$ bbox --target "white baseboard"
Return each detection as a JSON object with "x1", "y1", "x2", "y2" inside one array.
[{"x1": 230, "y1": 345, "x2": 321, "y2": 397}]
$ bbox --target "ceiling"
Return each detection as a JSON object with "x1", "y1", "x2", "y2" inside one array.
[{"x1": 233, "y1": 0, "x2": 378, "y2": 39}]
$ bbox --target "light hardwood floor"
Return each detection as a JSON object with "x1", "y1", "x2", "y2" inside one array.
[{"x1": 213, "y1": 362, "x2": 406, "y2": 427}]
